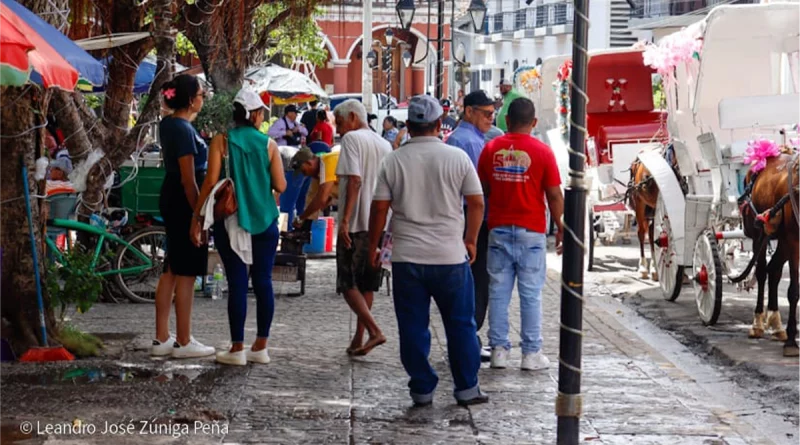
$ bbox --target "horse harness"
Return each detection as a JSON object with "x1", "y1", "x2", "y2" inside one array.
[{"x1": 738, "y1": 150, "x2": 800, "y2": 233}]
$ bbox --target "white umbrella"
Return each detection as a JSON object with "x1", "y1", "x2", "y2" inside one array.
[{"x1": 244, "y1": 64, "x2": 328, "y2": 100}]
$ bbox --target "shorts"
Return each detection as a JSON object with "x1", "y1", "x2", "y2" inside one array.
[{"x1": 336, "y1": 231, "x2": 383, "y2": 294}]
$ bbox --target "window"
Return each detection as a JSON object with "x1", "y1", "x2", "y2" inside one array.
[
  {"x1": 513, "y1": 60, "x2": 519, "y2": 71},
  {"x1": 536, "y1": 4, "x2": 547, "y2": 27},
  {"x1": 481, "y1": 69, "x2": 492, "y2": 81},
  {"x1": 500, "y1": 68, "x2": 505, "y2": 81}
]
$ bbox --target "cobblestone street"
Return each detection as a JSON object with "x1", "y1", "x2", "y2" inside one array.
[{"x1": 0, "y1": 259, "x2": 792, "y2": 444}]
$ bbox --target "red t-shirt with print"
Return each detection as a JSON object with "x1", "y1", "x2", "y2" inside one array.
[{"x1": 477, "y1": 133, "x2": 561, "y2": 233}]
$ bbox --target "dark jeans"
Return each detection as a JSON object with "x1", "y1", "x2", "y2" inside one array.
[
  {"x1": 214, "y1": 219, "x2": 280, "y2": 343},
  {"x1": 392, "y1": 261, "x2": 482, "y2": 404},
  {"x1": 280, "y1": 172, "x2": 310, "y2": 231},
  {"x1": 463, "y1": 207, "x2": 490, "y2": 332}
]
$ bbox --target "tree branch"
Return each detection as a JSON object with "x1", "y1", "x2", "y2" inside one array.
[{"x1": 251, "y1": 8, "x2": 294, "y2": 54}]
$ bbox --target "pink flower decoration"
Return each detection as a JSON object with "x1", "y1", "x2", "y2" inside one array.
[
  {"x1": 743, "y1": 138, "x2": 780, "y2": 173},
  {"x1": 162, "y1": 88, "x2": 176, "y2": 99}
]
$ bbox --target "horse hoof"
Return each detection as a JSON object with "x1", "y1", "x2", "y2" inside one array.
[
  {"x1": 772, "y1": 330, "x2": 789, "y2": 342},
  {"x1": 639, "y1": 271, "x2": 650, "y2": 280},
  {"x1": 783, "y1": 345, "x2": 799, "y2": 357},
  {"x1": 651, "y1": 273, "x2": 659, "y2": 282},
  {"x1": 748, "y1": 328, "x2": 764, "y2": 339}
]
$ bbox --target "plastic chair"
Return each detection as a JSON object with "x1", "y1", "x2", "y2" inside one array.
[
  {"x1": 308, "y1": 141, "x2": 331, "y2": 155},
  {"x1": 46, "y1": 193, "x2": 78, "y2": 247}
]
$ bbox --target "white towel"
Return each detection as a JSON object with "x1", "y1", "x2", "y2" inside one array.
[{"x1": 201, "y1": 180, "x2": 253, "y2": 264}]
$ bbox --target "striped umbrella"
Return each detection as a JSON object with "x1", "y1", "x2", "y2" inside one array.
[
  {"x1": 0, "y1": 11, "x2": 34, "y2": 86},
  {"x1": 0, "y1": 0, "x2": 104, "y2": 90}
]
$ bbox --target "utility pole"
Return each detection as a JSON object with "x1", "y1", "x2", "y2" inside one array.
[
  {"x1": 362, "y1": 0, "x2": 373, "y2": 113},
  {"x1": 556, "y1": 0, "x2": 590, "y2": 442},
  {"x1": 435, "y1": 0, "x2": 444, "y2": 99}
]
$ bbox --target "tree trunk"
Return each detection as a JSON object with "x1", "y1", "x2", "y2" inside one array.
[
  {"x1": 0, "y1": 87, "x2": 57, "y2": 354},
  {"x1": 185, "y1": 0, "x2": 257, "y2": 93}
]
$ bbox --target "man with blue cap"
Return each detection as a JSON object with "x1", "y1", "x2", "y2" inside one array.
[{"x1": 367, "y1": 94, "x2": 489, "y2": 408}]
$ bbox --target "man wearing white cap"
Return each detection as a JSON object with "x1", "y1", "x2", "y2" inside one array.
[{"x1": 367, "y1": 94, "x2": 489, "y2": 407}]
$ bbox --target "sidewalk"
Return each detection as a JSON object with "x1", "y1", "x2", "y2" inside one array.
[{"x1": 0, "y1": 260, "x2": 777, "y2": 444}]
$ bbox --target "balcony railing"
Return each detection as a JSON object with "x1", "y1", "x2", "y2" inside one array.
[
  {"x1": 630, "y1": 0, "x2": 757, "y2": 19},
  {"x1": 490, "y1": 3, "x2": 574, "y2": 33}
]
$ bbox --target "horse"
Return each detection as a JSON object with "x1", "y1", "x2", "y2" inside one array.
[
  {"x1": 628, "y1": 159, "x2": 660, "y2": 281},
  {"x1": 743, "y1": 151, "x2": 799, "y2": 356},
  {"x1": 737, "y1": 180, "x2": 788, "y2": 341}
]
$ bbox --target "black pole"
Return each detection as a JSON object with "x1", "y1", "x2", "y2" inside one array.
[
  {"x1": 435, "y1": 0, "x2": 444, "y2": 99},
  {"x1": 556, "y1": 0, "x2": 589, "y2": 442}
]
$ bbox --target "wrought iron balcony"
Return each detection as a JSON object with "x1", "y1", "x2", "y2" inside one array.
[
  {"x1": 629, "y1": 0, "x2": 757, "y2": 20},
  {"x1": 490, "y1": 3, "x2": 573, "y2": 34}
]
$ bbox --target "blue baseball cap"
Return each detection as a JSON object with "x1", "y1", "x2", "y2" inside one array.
[{"x1": 407, "y1": 95, "x2": 444, "y2": 124}]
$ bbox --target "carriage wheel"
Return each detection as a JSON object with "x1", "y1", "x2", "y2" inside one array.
[
  {"x1": 692, "y1": 230, "x2": 724, "y2": 326},
  {"x1": 654, "y1": 197, "x2": 684, "y2": 301},
  {"x1": 587, "y1": 210, "x2": 595, "y2": 271}
]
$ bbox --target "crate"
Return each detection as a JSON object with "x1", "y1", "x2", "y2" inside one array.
[{"x1": 119, "y1": 166, "x2": 165, "y2": 217}]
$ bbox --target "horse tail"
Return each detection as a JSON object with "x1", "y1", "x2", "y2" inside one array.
[{"x1": 729, "y1": 232, "x2": 769, "y2": 283}]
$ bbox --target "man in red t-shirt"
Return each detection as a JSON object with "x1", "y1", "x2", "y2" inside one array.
[{"x1": 477, "y1": 97, "x2": 564, "y2": 371}]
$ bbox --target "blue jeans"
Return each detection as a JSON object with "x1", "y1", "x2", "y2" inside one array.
[
  {"x1": 392, "y1": 262, "x2": 482, "y2": 404},
  {"x1": 214, "y1": 219, "x2": 280, "y2": 343},
  {"x1": 279, "y1": 173, "x2": 310, "y2": 231},
  {"x1": 487, "y1": 226, "x2": 547, "y2": 354}
]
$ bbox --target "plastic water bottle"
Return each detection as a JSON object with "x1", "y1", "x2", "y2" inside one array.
[{"x1": 212, "y1": 264, "x2": 225, "y2": 300}]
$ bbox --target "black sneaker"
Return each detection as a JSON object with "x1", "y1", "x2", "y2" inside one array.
[
  {"x1": 412, "y1": 400, "x2": 433, "y2": 408},
  {"x1": 457, "y1": 393, "x2": 489, "y2": 407}
]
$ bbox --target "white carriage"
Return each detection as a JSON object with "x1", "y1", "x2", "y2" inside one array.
[{"x1": 639, "y1": 2, "x2": 800, "y2": 324}]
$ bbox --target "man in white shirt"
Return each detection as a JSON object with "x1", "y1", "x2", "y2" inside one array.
[
  {"x1": 333, "y1": 99, "x2": 392, "y2": 356},
  {"x1": 367, "y1": 95, "x2": 489, "y2": 407}
]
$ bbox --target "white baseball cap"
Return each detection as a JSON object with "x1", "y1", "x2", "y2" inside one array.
[{"x1": 233, "y1": 88, "x2": 269, "y2": 118}]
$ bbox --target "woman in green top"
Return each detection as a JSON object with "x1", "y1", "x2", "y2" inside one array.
[{"x1": 191, "y1": 89, "x2": 287, "y2": 366}]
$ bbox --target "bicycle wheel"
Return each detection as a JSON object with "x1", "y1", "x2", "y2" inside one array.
[{"x1": 114, "y1": 226, "x2": 167, "y2": 303}]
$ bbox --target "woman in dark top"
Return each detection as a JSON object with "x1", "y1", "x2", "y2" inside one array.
[{"x1": 151, "y1": 74, "x2": 215, "y2": 359}]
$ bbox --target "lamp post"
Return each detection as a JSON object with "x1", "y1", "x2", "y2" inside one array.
[
  {"x1": 368, "y1": 28, "x2": 401, "y2": 116},
  {"x1": 396, "y1": 0, "x2": 486, "y2": 99}
]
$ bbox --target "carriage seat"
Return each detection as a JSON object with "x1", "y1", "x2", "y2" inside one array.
[{"x1": 589, "y1": 111, "x2": 666, "y2": 164}]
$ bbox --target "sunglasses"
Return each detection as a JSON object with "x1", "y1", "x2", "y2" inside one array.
[{"x1": 470, "y1": 107, "x2": 495, "y2": 119}]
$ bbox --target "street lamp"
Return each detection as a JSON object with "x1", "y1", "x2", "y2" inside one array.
[
  {"x1": 385, "y1": 28, "x2": 395, "y2": 46},
  {"x1": 402, "y1": 49, "x2": 412, "y2": 68},
  {"x1": 396, "y1": 0, "x2": 416, "y2": 31},
  {"x1": 395, "y1": 0, "x2": 488, "y2": 99},
  {"x1": 467, "y1": 0, "x2": 488, "y2": 33},
  {"x1": 366, "y1": 50, "x2": 378, "y2": 69}
]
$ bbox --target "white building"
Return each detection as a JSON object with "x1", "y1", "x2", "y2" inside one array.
[
  {"x1": 627, "y1": 0, "x2": 759, "y2": 43},
  {"x1": 453, "y1": 0, "x2": 642, "y2": 96}
]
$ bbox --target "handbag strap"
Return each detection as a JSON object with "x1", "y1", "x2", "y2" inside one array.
[{"x1": 222, "y1": 132, "x2": 232, "y2": 181}]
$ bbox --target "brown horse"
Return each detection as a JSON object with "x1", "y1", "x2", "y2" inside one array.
[
  {"x1": 738, "y1": 184, "x2": 788, "y2": 341},
  {"x1": 746, "y1": 152, "x2": 799, "y2": 356},
  {"x1": 628, "y1": 159, "x2": 660, "y2": 281}
]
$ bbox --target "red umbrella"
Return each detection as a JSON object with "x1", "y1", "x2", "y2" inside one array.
[
  {"x1": 0, "y1": 12, "x2": 34, "y2": 86},
  {"x1": 0, "y1": 1, "x2": 78, "y2": 89}
]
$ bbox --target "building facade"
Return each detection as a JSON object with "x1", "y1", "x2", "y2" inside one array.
[
  {"x1": 453, "y1": 0, "x2": 618, "y2": 97},
  {"x1": 313, "y1": 1, "x2": 454, "y2": 102}
]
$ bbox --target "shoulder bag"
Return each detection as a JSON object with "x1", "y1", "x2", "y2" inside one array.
[{"x1": 213, "y1": 134, "x2": 238, "y2": 220}]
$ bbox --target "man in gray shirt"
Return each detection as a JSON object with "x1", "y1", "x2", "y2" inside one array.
[
  {"x1": 333, "y1": 99, "x2": 392, "y2": 357},
  {"x1": 367, "y1": 95, "x2": 489, "y2": 407}
]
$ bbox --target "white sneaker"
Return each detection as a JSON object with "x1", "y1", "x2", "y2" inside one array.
[
  {"x1": 151, "y1": 334, "x2": 176, "y2": 356},
  {"x1": 521, "y1": 351, "x2": 550, "y2": 371},
  {"x1": 171, "y1": 337, "x2": 215, "y2": 358},
  {"x1": 216, "y1": 349, "x2": 247, "y2": 366},
  {"x1": 490, "y1": 347, "x2": 509, "y2": 369},
  {"x1": 247, "y1": 348, "x2": 270, "y2": 364}
]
